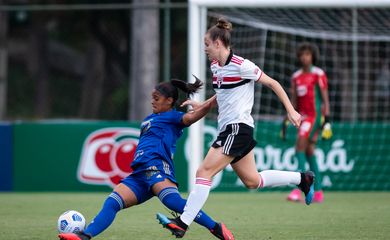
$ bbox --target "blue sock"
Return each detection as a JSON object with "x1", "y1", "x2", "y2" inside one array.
[
  {"x1": 158, "y1": 187, "x2": 216, "y2": 230},
  {"x1": 84, "y1": 192, "x2": 125, "y2": 237}
]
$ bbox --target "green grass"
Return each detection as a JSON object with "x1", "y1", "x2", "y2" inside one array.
[{"x1": 0, "y1": 192, "x2": 389, "y2": 239}]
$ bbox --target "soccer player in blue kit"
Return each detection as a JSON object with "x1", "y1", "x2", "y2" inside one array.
[{"x1": 58, "y1": 78, "x2": 234, "y2": 240}]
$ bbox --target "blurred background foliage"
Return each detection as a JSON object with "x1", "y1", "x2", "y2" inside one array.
[{"x1": 1, "y1": 0, "x2": 188, "y2": 121}]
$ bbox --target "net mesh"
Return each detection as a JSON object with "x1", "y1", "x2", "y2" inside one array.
[
  {"x1": 202, "y1": 7, "x2": 390, "y2": 191},
  {"x1": 206, "y1": 8, "x2": 390, "y2": 122}
]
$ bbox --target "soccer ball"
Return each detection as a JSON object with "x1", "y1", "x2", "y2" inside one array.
[{"x1": 57, "y1": 210, "x2": 86, "y2": 233}]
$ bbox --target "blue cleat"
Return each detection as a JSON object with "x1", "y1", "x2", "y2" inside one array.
[
  {"x1": 156, "y1": 213, "x2": 187, "y2": 238},
  {"x1": 305, "y1": 183, "x2": 315, "y2": 205},
  {"x1": 297, "y1": 171, "x2": 315, "y2": 205}
]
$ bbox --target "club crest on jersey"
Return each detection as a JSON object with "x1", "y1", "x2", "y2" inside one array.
[
  {"x1": 216, "y1": 74, "x2": 223, "y2": 88},
  {"x1": 141, "y1": 119, "x2": 153, "y2": 134},
  {"x1": 78, "y1": 127, "x2": 140, "y2": 188}
]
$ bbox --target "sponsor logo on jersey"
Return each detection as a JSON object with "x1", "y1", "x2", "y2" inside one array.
[
  {"x1": 78, "y1": 127, "x2": 140, "y2": 188},
  {"x1": 297, "y1": 85, "x2": 308, "y2": 96}
]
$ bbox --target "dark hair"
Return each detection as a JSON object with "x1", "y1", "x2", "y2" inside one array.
[
  {"x1": 155, "y1": 78, "x2": 203, "y2": 106},
  {"x1": 207, "y1": 17, "x2": 233, "y2": 48},
  {"x1": 296, "y1": 42, "x2": 320, "y2": 65}
]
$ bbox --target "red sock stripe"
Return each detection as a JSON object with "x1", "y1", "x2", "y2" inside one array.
[{"x1": 195, "y1": 178, "x2": 212, "y2": 186}]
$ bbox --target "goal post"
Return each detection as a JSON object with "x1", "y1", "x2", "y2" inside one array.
[{"x1": 187, "y1": 0, "x2": 390, "y2": 191}]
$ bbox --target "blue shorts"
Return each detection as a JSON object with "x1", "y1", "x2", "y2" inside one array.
[{"x1": 121, "y1": 170, "x2": 177, "y2": 204}]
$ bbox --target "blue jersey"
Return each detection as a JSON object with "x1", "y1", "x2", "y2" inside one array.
[{"x1": 131, "y1": 109, "x2": 186, "y2": 178}]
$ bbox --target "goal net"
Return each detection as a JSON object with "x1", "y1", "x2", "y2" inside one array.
[{"x1": 188, "y1": 0, "x2": 390, "y2": 191}]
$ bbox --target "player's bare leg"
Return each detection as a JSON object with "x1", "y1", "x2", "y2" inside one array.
[
  {"x1": 158, "y1": 147, "x2": 233, "y2": 238},
  {"x1": 232, "y1": 150, "x2": 314, "y2": 205}
]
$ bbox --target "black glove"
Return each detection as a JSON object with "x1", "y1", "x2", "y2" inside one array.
[{"x1": 280, "y1": 118, "x2": 289, "y2": 141}]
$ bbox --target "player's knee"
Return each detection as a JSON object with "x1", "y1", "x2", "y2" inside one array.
[{"x1": 306, "y1": 148, "x2": 315, "y2": 156}]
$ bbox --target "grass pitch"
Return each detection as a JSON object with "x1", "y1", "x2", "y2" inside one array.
[{"x1": 0, "y1": 192, "x2": 389, "y2": 240}]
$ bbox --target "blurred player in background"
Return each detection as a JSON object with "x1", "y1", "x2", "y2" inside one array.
[
  {"x1": 58, "y1": 79, "x2": 234, "y2": 240},
  {"x1": 282, "y1": 42, "x2": 332, "y2": 203},
  {"x1": 157, "y1": 18, "x2": 315, "y2": 239}
]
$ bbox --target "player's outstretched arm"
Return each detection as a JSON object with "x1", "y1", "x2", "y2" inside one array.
[
  {"x1": 181, "y1": 95, "x2": 217, "y2": 126},
  {"x1": 258, "y1": 73, "x2": 301, "y2": 128}
]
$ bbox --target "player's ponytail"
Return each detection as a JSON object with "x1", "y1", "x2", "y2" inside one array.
[
  {"x1": 207, "y1": 17, "x2": 232, "y2": 48},
  {"x1": 154, "y1": 78, "x2": 203, "y2": 107},
  {"x1": 170, "y1": 78, "x2": 203, "y2": 97}
]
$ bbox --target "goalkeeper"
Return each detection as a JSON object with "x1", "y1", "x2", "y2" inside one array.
[{"x1": 281, "y1": 42, "x2": 332, "y2": 203}]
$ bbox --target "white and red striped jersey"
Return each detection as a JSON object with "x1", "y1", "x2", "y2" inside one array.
[{"x1": 211, "y1": 52, "x2": 263, "y2": 132}]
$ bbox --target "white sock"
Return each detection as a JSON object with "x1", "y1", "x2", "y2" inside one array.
[
  {"x1": 259, "y1": 170, "x2": 301, "y2": 188},
  {"x1": 180, "y1": 178, "x2": 211, "y2": 226}
]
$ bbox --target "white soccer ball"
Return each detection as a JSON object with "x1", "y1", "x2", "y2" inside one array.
[{"x1": 57, "y1": 210, "x2": 86, "y2": 233}]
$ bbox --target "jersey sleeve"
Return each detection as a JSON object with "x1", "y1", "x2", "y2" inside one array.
[
  {"x1": 290, "y1": 75, "x2": 296, "y2": 91},
  {"x1": 318, "y1": 71, "x2": 328, "y2": 90},
  {"x1": 171, "y1": 110, "x2": 186, "y2": 126},
  {"x1": 240, "y1": 59, "x2": 263, "y2": 81},
  {"x1": 291, "y1": 74, "x2": 296, "y2": 85}
]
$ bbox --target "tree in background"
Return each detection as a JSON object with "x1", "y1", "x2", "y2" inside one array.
[
  {"x1": 3, "y1": 0, "x2": 187, "y2": 120},
  {"x1": 129, "y1": 0, "x2": 160, "y2": 121},
  {"x1": 0, "y1": 0, "x2": 8, "y2": 120}
]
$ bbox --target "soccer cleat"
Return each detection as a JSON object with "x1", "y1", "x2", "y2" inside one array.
[
  {"x1": 156, "y1": 213, "x2": 187, "y2": 238},
  {"x1": 297, "y1": 171, "x2": 315, "y2": 205},
  {"x1": 58, "y1": 232, "x2": 91, "y2": 240},
  {"x1": 313, "y1": 190, "x2": 324, "y2": 203},
  {"x1": 287, "y1": 188, "x2": 302, "y2": 202},
  {"x1": 210, "y1": 222, "x2": 234, "y2": 240}
]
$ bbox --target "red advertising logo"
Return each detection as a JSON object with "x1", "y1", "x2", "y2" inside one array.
[{"x1": 78, "y1": 127, "x2": 140, "y2": 188}]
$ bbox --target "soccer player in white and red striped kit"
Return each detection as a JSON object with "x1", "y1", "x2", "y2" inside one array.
[{"x1": 157, "y1": 17, "x2": 315, "y2": 238}]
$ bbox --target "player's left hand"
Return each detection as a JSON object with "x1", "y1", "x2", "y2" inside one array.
[
  {"x1": 287, "y1": 110, "x2": 301, "y2": 128},
  {"x1": 321, "y1": 116, "x2": 333, "y2": 140}
]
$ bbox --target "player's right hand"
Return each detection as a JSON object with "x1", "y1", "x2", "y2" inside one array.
[{"x1": 181, "y1": 99, "x2": 199, "y2": 108}]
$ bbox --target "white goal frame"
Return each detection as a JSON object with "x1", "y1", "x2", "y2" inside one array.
[{"x1": 187, "y1": 0, "x2": 390, "y2": 191}]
